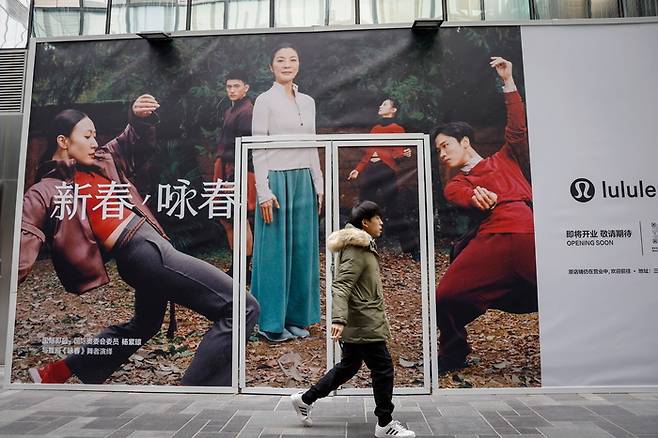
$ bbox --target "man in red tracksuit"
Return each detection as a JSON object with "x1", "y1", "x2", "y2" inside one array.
[{"x1": 432, "y1": 57, "x2": 538, "y2": 373}]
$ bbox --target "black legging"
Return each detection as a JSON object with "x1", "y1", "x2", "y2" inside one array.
[{"x1": 65, "y1": 217, "x2": 259, "y2": 386}]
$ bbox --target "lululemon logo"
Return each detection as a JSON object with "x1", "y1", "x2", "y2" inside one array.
[{"x1": 570, "y1": 178, "x2": 595, "y2": 203}]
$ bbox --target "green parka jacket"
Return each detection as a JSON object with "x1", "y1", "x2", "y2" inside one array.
[{"x1": 328, "y1": 224, "x2": 391, "y2": 343}]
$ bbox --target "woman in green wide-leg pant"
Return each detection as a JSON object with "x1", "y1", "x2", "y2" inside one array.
[{"x1": 251, "y1": 168, "x2": 320, "y2": 340}]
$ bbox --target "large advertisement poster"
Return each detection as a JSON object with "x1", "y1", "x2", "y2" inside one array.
[
  {"x1": 522, "y1": 22, "x2": 658, "y2": 387},
  {"x1": 9, "y1": 26, "x2": 540, "y2": 389}
]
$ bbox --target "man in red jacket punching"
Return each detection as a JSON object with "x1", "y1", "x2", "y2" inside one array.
[{"x1": 433, "y1": 57, "x2": 538, "y2": 373}]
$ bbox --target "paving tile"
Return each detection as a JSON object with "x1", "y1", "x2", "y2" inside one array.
[
  {"x1": 469, "y1": 401, "x2": 513, "y2": 412},
  {"x1": 591, "y1": 419, "x2": 636, "y2": 438},
  {"x1": 192, "y1": 408, "x2": 238, "y2": 421},
  {"x1": 198, "y1": 433, "x2": 239, "y2": 438},
  {"x1": 538, "y1": 423, "x2": 616, "y2": 438},
  {"x1": 42, "y1": 416, "x2": 100, "y2": 437},
  {"x1": 515, "y1": 427, "x2": 540, "y2": 434},
  {"x1": 127, "y1": 432, "x2": 188, "y2": 438},
  {"x1": 0, "y1": 421, "x2": 43, "y2": 434},
  {"x1": 171, "y1": 417, "x2": 210, "y2": 438},
  {"x1": 237, "y1": 426, "x2": 264, "y2": 438},
  {"x1": 82, "y1": 416, "x2": 136, "y2": 430},
  {"x1": 165, "y1": 400, "x2": 195, "y2": 414},
  {"x1": 489, "y1": 426, "x2": 519, "y2": 435},
  {"x1": 29, "y1": 416, "x2": 78, "y2": 435},
  {"x1": 617, "y1": 401, "x2": 658, "y2": 416},
  {"x1": 82, "y1": 407, "x2": 133, "y2": 417},
  {"x1": 516, "y1": 395, "x2": 561, "y2": 407},
  {"x1": 122, "y1": 413, "x2": 195, "y2": 431},
  {"x1": 426, "y1": 417, "x2": 496, "y2": 435},
  {"x1": 497, "y1": 433, "x2": 546, "y2": 438},
  {"x1": 405, "y1": 420, "x2": 432, "y2": 435},
  {"x1": 603, "y1": 415, "x2": 658, "y2": 435},
  {"x1": 586, "y1": 405, "x2": 637, "y2": 417},
  {"x1": 504, "y1": 414, "x2": 552, "y2": 428},
  {"x1": 105, "y1": 430, "x2": 133, "y2": 438},
  {"x1": 439, "y1": 406, "x2": 481, "y2": 417},
  {"x1": 479, "y1": 411, "x2": 511, "y2": 427},
  {"x1": 531, "y1": 405, "x2": 598, "y2": 421},
  {"x1": 247, "y1": 413, "x2": 308, "y2": 427}
]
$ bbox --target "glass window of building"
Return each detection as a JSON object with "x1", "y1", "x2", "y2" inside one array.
[
  {"x1": 110, "y1": 0, "x2": 187, "y2": 33},
  {"x1": 1, "y1": 0, "x2": 29, "y2": 47},
  {"x1": 590, "y1": 0, "x2": 621, "y2": 17},
  {"x1": 226, "y1": 0, "x2": 269, "y2": 29},
  {"x1": 190, "y1": 0, "x2": 226, "y2": 30},
  {"x1": 191, "y1": 0, "x2": 269, "y2": 30},
  {"x1": 484, "y1": 0, "x2": 530, "y2": 20},
  {"x1": 361, "y1": 0, "x2": 442, "y2": 24},
  {"x1": 534, "y1": 0, "x2": 588, "y2": 18},
  {"x1": 32, "y1": 0, "x2": 107, "y2": 38},
  {"x1": 275, "y1": 0, "x2": 326, "y2": 27},
  {"x1": 327, "y1": 0, "x2": 354, "y2": 24},
  {"x1": 534, "y1": 0, "x2": 620, "y2": 18},
  {"x1": 622, "y1": 0, "x2": 658, "y2": 16},
  {"x1": 446, "y1": 0, "x2": 481, "y2": 20}
]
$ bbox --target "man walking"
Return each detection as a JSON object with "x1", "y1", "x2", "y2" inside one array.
[{"x1": 290, "y1": 201, "x2": 415, "y2": 438}]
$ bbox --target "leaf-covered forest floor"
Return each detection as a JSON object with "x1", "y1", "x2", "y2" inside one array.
[{"x1": 11, "y1": 247, "x2": 539, "y2": 388}]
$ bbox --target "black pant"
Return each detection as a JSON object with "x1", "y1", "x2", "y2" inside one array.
[
  {"x1": 304, "y1": 341, "x2": 394, "y2": 425},
  {"x1": 359, "y1": 161, "x2": 398, "y2": 211},
  {"x1": 65, "y1": 218, "x2": 260, "y2": 386}
]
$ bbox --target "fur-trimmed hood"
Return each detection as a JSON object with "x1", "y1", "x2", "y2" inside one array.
[{"x1": 327, "y1": 224, "x2": 375, "y2": 253}]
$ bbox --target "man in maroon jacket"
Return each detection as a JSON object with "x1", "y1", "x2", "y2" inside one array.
[
  {"x1": 433, "y1": 57, "x2": 538, "y2": 373},
  {"x1": 214, "y1": 70, "x2": 255, "y2": 277}
]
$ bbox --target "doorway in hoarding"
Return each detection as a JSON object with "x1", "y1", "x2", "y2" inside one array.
[{"x1": 237, "y1": 133, "x2": 436, "y2": 395}]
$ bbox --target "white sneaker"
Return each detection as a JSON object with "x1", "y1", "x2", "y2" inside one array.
[
  {"x1": 375, "y1": 420, "x2": 416, "y2": 437},
  {"x1": 290, "y1": 391, "x2": 313, "y2": 427}
]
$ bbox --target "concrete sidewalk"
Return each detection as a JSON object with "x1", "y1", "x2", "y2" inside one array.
[{"x1": 0, "y1": 388, "x2": 657, "y2": 437}]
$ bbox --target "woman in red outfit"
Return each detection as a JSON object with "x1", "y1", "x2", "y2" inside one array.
[
  {"x1": 432, "y1": 57, "x2": 538, "y2": 373},
  {"x1": 348, "y1": 98, "x2": 418, "y2": 259},
  {"x1": 19, "y1": 94, "x2": 259, "y2": 386}
]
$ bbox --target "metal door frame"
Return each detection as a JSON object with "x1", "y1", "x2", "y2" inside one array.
[{"x1": 237, "y1": 133, "x2": 436, "y2": 395}]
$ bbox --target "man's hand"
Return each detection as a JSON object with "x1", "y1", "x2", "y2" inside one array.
[
  {"x1": 471, "y1": 186, "x2": 498, "y2": 211},
  {"x1": 132, "y1": 94, "x2": 160, "y2": 118},
  {"x1": 260, "y1": 196, "x2": 280, "y2": 224},
  {"x1": 331, "y1": 323, "x2": 344, "y2": 341},
  {"x1": 318, "y1": 193, "x2": 324, "y2": 215},
  {"x1": 402, "y1": 148, "x2": 412, "y2": 158},
  {"x1": 347, "y1": 169, "x2": 359, "y2": 181},
  {"x1": 490, "y1": 57, "x2": 515, "y2": 90}
]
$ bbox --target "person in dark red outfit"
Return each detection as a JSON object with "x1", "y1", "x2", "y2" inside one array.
[
  {"x1": 432, "y1": 57, "x2": 538, "y2": 373},
  {"x1": 348, "y1": 98, "x2": 418, "y2": 259},
  {"x1": 213, "y1": 71, "x2": 256, "y2": 277}
]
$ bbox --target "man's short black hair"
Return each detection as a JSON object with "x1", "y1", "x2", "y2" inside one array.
[
  {"x1": 348, "y1": 201, "x2": 383, "y2": 229},
  {"x1": 384, "y1": 97, "x2": 397, "y2": 109},
  {"x1": 225, "y1": 70, "x2": 249, "y2": 84},
  {"x1": 431, "y1": 121, "x2": 475, "y2": 144}
]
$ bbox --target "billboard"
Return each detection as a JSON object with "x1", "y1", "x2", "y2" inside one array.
[{"x1": 7, "y1": 26, "x2": 543, "y2": 390}]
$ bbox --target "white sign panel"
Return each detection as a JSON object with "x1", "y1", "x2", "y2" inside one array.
[{"x1": 522, "y1": 23, "x2": 658, "y2": 386}]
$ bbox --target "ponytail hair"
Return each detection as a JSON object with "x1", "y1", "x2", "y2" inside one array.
[{"x1": 40, "y1": 109, "x2": 88, "y2": 164}]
